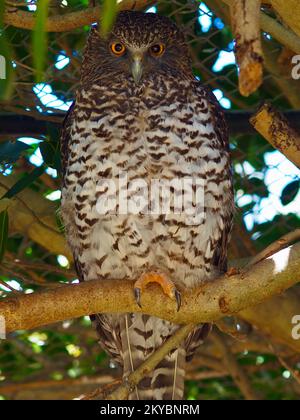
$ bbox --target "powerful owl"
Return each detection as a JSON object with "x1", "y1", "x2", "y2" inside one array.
[{"x1": 61, "y1": 11, "x2": 234, "y2": 400}]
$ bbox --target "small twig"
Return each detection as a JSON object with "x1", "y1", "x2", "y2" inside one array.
[
  {"x1": 0, "y1": 374, "x2": 116, "y2": 395},
  {"x1": 106, "y1": 324, "x2": 196, "y2": 400},
  {"x1": 0, "y1": 278, "x2": 19, "y2": 293},
  {"x1": 80, "y1": 379, "x2": 122, "y2": 400},
  {"x1": 0, "y1": 180, "x2": 60, "y2": 236},
  {"x1": 4, "y1": 1, "x2": 156, "y2": 32},
  {"x1": 215, "y1": 317, "x2": 252, "y2": 341},
  {"x1": 5, "y1": 253, "x2": 75, "y2": 278},
  {"x1": 248, "y1": 229, "x2": 300, "y2": 267},
  {"x1": 269, "y1": 343, "x2": 300, "y2": 386},
  {"x1": 212, "y1": 331, "x2": 261, "y2": 400}
]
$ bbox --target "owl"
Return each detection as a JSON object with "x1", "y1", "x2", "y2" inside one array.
[{"x1": 61, "y1": 11, "x2": 234, "y2": 400}]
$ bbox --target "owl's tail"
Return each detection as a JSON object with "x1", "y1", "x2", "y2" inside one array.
[{"x1": 120, "y1": 313, "x2": 187, "y2": 400}]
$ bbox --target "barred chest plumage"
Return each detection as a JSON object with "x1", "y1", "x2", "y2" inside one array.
[{"x1": 61, "y1": 75, "x2": 233, "y2": 290}]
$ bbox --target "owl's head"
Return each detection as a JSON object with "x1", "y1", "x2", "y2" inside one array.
[{"x1": 81, "y1": 11, "x2": 192, "y2": 85}]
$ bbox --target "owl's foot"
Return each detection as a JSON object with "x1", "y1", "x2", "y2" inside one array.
[{"x1": 134, "y1": 272, "x2": 181, "y2": 312}]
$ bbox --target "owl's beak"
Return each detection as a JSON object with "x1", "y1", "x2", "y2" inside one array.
[{"x1": 131, "y1": 54, "x2": 143, "y2": 84}]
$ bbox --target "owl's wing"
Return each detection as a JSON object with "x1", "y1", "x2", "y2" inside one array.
[
  {"x1": 201, "y1": 84, "x2": 233, "y2": 274},
  {"x1": 185, "y1": 85, "x2": 234, "y2": 361},
  {"x1": 201, "y1": 85, "x2": 230, "y2": 151},
  {"x1": 60, "y1": 100, "x2": 75, "y2": 183}
]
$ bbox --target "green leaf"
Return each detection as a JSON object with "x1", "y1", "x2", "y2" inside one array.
[
  {"x1": 280, "y1": 180, "x2": 300, "y2": 206},
  {"x1": 100, "y1": 0, "x2": 118, "y2": 37},
  {"x1": 39, "y1": 123, "x2": 61, "y2": 171},
  {"x1": 33, "y1": 0, "x2": 50, "y2": 82},
  {"x1": 0, "y1": 210, "x2": 8, "y2": 263},
  {"x1": 2, "y1": 166, "x2": 45, "y2": 200},
  {"x1": 0, "y1": 141, "x2": 31, "y2": 164}
]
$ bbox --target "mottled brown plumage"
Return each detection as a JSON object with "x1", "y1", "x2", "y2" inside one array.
[{"x1": 61, "y1": 10, "x2": 234, "y2": 400}]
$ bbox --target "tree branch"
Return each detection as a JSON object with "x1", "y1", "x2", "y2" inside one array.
[
  {"x1": 0, "y1": 242, "x2": 299, "y2": 337},
  {"x1": 269, "y1": 342, "x2": 300, "y2": 386},
  {"x1": 250, "y1": 103, "x2": 300, "y2": 168},
  {"x1": 260, "y1": 12, "x2": 300, "y2": 55},
  {"x1": 248, "y1": 229, "x2": 300, "y2": 267},
  {"x1": 221, "y1": 0, "x2": 300, "y2": 54},
  {"x1": 240, "y1": 288, "x2": 300, "y2": 353},
  {"x1": 0, "y1": 174, "x2": 72, "y2": 260},
  {"x1": 228, "y1": 0, "x2": 263, "y2": 96},
  {"x1": 4, "y1": 111, "x2": 300, "y2": 137},
  {"x1": 106, "y1": 324, "x2": 196, "y2": 400},
  {"x1": 212, "y1": 331, "x2": 261, "y2": 400},
  {"x1": 4, "y1": 1, "x2": 155, "y2": 32},
  {"x1": 213, "y1": 1, "x2": 300, "y2": 107},
  {"x1": 270, "y1": 0, "x2": 300, "y2": 38}
]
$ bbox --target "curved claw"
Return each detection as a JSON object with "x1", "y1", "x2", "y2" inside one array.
[
  {"x1": 134, "y1": 287, "x2": 142, "y2": 308},
  {"x1": 133, "y1": 272, "x2": 180, "y2": 312},
  {"x1": 175, "y1": 289, "x2": 182, "y2": 312}
]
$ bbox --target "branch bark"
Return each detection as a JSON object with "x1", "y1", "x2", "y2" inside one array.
[
  {"x1": 106, "y1": 324, "x2": 196, "y2": 400},
  {"x1": 260, "y1": 12, "x2": 300, "y2": 55},
  {"x1": 240, "y1": 289, "x2": 300, "y2": 353},
  {"x1": 270, "y1": 0, "x2": 300, "y2": 38},
  {"x1": 4, "y1": 1, "x2": 155, "y2": 32},
  {"x1": 221, "y1": 0, "x2": 300, "y2": 55},
  {"x1": 0, "y1": 174, "x2": 72, "y2": 260},
  {"x1": 1, "y1": 173, "x2": 299, "y2": 351},
  {"x1": 250, "y1": 103, "x2": 300, "y2": 168},
  {"x1": 214, "y1": 1, "x2": 300, "y2": 107},
  {"x1": 0, "y1": 242, "x2": 299, "y2": 338},
  {"x1": 4, "y1": 111, "x2": 300, "y2": 137},
  {"x1": 249, "y1": 229, "x2": 300, "y2": 266},
  {"x1": 228, "y1": 0, "x2": 264, "y2": 96}
]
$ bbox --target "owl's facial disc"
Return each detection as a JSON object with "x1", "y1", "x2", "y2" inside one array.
[{"x1": 109, "y1": 37, "x2": 169, "y2": 84}]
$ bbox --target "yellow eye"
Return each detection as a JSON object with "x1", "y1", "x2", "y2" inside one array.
[
  {"x1": 111, "y1": 42, "x2": 126, "y2": 56},
  {"x1": 149, "y1": 43, "x2": 165, "y2": 57}
]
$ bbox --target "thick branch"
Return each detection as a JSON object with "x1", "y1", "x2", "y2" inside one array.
[
  {"x1": 260, "y1": 12, "x2": 300, "y2": 55},
  {"x1": 0, "y1": 242, "x2": 299, "y2": 335},
  {"x1": 4, "y1": 111, "x2": 300, "y2": 137},
  {"x1": 0, "y1": 174, "x2": 72, "y2": 259},
  {"x1": 250, "y1": 103, "x2": 300, "y2": 168},
  {"x1": 229, "y1": 0, "x2": 263, "y2": 96},
  {"x1": 270, "y1": 0, "x2": 300, "y2": 38},
  {"x1": 4, "y1": 1, "x2": 154, "y2": 32},
  {"x1": 240, "y1": 289, "x2": 300, "y2": 353},
  {"x1": 214, "y1": 1, "x2": 300, "y2": 107},
  {"x1": 221, "y1": 0, "x2": 300, "y2": 54}
]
